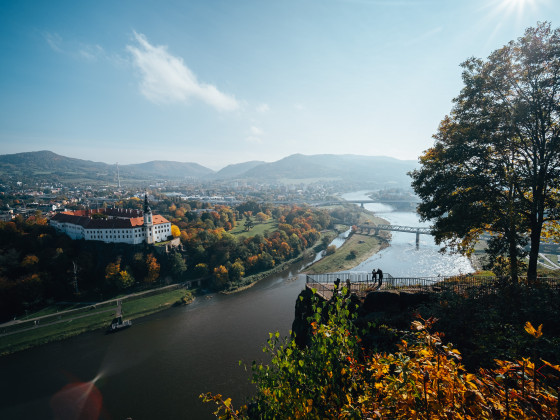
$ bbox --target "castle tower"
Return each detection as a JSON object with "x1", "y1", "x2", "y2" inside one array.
[{"x1": 144, "y1": 193, "x2": 154, "y2": 244}]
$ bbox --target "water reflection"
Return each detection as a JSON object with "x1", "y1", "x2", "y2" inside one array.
[{"x1": 342, "y1": 192, "x2": 473, "y2": 277}]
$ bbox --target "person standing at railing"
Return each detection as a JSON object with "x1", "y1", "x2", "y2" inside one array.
[
  {"x1": 377, "y1": 269, "x2": 383, "y2": 288},
  {"x1": 333, "y1": 278, "x2": 341, "y2": 297},
  {"x1": 345, "y1": 278, "x2": 352, "y2": 297}
]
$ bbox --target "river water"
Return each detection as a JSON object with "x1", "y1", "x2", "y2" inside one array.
[
  {"x1": 0, "y1": 193, "x2": 472, "y2": 420},
  {"x1": 342, "y1": 191, "x2": 473, "y2": 277}
]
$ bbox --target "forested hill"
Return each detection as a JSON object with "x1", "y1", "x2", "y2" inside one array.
[
  {"x1": 0, "y1": 151, "x2": 214, "y2": 185},
  {"x1": 238, "y1": 154, "x2": 417, "y2": 186},
  {"x1": 0, "y1": 151, "x2": 417, "y2": 187}
]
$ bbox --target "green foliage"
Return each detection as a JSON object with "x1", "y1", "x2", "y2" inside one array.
[
  {"x1": 410, "y1": 22, "x2": 560, "y2": 281},
  {"x1": 169, "y1": 251, "x2": 187, "y2": 278},
  {"x1": 346, "y1": 249, "x2": 357, "y2": 260},
  {"x1": 173, "y1": 204, "x2": 330, "y2": 290},
  {"x1": 202, "y1": 293, "x2": 560, "y2": 419},
  {"x1": 417, "y1": 283, "x2": 560, "y2": 370},
  {"x1": 0, "y1": 216, "x2": 176, "y2": 321}
]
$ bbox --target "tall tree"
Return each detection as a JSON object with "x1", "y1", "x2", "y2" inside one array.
[{"x1": 411, "y1": 23, "x2": 560, "y2": 281}]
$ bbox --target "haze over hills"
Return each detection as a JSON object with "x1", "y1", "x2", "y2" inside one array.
[
  {"x1": 0, "y1": 151, "x2": 418, "y2": 187},
  {"x1": 213, "y1": 160, "x2": 267, "y2": 179}
]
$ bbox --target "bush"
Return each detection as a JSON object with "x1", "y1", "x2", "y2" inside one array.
[
  {"x1": 325, "y1": 245, "x2": 336, "y2": 255},
  {"x1": 202, "y1": 292, "x2": 560, "y2": 419}
]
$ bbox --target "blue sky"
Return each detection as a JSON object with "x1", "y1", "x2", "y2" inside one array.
[{"x1": 1, "y1": 0, "x2": 559, "y2": 170}]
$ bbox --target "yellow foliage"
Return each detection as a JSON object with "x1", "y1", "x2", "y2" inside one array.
[{"x1": 524, "y1": 321, "x2": 543, "y2": 339}]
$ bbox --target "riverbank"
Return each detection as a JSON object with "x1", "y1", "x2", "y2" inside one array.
[
  {"x1": 221, "y1": 244, "x2": 320, "y2": 294},
  {"x1": 306, "y1": 206, "x2": 390, "y2": 274},
  {"x1": 0, "y1": 287, "x2": 193, "y2": 356},
  {"x1": 305, "y1": 232, "x2": 389, "y2": 274}
]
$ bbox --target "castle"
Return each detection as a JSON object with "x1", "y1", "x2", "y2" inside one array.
[{"x1": 49, "y1": 195, "x2": 172, "y2": 245}]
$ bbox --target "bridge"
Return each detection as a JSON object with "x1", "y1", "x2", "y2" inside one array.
[
  {"x1": 356, "y1": 224, "x2": 431, "y2": 246},
  {"x1": 312, "y1": 199, "x2": 420, "y2": 208}
]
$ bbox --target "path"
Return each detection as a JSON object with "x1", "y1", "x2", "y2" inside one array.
[{"x1": 0, "y1": 283, "x2": 185, "y2": 337}]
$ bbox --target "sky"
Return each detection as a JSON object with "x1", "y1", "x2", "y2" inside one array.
[{"x1": 1, "y1": 0, "x2": 559, "y2": 170}]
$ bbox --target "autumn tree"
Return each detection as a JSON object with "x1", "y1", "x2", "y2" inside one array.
[
  {"x1": 105, "y1": 257, "x2": 135, "y2": 289},
  {"x1": 229, "y1": 260, "x2": 245, "y2": 282},
  {"x1": 194, "y1": 263, "x2": 209, "y2": 278},
  {"x1": 256, "y1": 212, "x2": 269, "y2": 223},
  {"x1": 144, "y1": 253, "x2": 160, "y2": 284},
  {"x1": 213, "y1": 265, "x2": 228, "y2": 287},
  {"x1": 410, "y1": 23, "x2": 560, "y2": 281},
  {"x1": 203, "y1": 293, "x2": 560, "y2": 419}
]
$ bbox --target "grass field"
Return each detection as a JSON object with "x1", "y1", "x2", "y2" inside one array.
[
  {"x1": 306, "y1": 233, "x2": 387, "y2": 274},
  {"x1": 0, "y1": 288, "x2": 191, "y2": 356},
  {"x1": 305, "y1": 206, "x2": 390, "y2": 274},
  {"x1": 231, "y1": 218, "x2": 278, "y2": 239}
]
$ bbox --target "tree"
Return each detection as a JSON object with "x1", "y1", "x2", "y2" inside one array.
[
  {"x1": 229, "y1": 260, "x2": 245, "y2": 283},
  {"x1": 256, "y1": 212, "x2": 269, "y2": 223},
  {"x1": 410, "y1": 23, "x2": 560, "y2": 281},
  {"x1": 114, "y1": 269, "x2": 135, "y2": 289},
  {"x1": 202, "y1": 294, "x2": 560, "y2": 419},
  {"x1": 144, "y1": 253, "x2": 160, "y2": 284},
  {"x1": 171, "y1": 224, "x2": 181, "y2": 238},
  {"x1": 213, "y1": 265, "x2": 228, "y2": 287},
  {"x1": 194, "y1": 263, "x2": 209, "y2": 278},
  {"x1": 169, "y1": 252, "x2": 187, "y2": 278}
]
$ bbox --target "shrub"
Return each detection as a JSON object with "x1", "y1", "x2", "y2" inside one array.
[{"x1": 202, "y1": 292, "x2": 560, "y2": 419}]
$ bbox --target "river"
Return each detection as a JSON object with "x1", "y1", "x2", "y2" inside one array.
[
  {"x1": 342, "y1": 191, "x2": 473, "y2": 277},
  {"x1": 0, "y1": 193, "x2": 472, "y2": 420}
]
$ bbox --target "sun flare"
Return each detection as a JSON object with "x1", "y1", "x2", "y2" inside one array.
[{"x1": 503, "y1": 0, "x2": 535, "y2": 11}]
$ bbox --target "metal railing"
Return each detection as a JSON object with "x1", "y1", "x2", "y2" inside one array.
[{"x1": 306, "y1": 273, "x2": 560, "y2": 298}]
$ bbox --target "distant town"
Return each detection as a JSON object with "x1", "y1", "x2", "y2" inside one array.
[{"x1": 0, "y1": 177, "x2": 417, "y2": 222}]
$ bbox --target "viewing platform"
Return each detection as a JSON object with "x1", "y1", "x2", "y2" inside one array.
[{"x1": 305, "y1": 272, "x2": 560, "y2": 301}]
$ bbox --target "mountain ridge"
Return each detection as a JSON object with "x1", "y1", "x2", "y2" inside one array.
[{"x1": 0, "y1": 151, "x2": 418, "y2": 187}]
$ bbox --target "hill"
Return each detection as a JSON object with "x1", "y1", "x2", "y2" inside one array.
[
  {"x1": 0, "y1": 151, "x2": 214, "y2": 185},
  {"x1": 0, "y1": 151, "x2": 418, "y2": 188},
  {"x1": 125, "y1": 160, "x2": 214, "y2": 178},
  {"x1": 238, "y1": 154, "x2": 417, "y2": 187},
  {"x1": 213, "y1": 160, "x2": 266, "y2": 179}
]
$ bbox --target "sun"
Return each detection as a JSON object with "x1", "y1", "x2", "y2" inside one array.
[{"x1": 502, "y1": 0, "x2": 535, "y2": 12}]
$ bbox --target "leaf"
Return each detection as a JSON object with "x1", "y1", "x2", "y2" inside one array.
[{"x1": 524, "y1": 321, "x2": 543, "y2": 339}]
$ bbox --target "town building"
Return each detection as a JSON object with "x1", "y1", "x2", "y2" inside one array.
[{"x1": 49, "y1": 195, "x2": 171, "y2": 245}]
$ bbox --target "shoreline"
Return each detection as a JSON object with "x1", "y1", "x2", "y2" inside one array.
[
  {"x1": 304, "y1": 232, "x2": 389, "y2": 274},
  {"x1": 0, "y1": 205, "x2": 387, "y2": 354},
  {"x1": 305, "y1": 206, "x2": 391, "y2": 274},
  {"x1": 0, "y1": 287, "x2": 193, "y2": 356}
]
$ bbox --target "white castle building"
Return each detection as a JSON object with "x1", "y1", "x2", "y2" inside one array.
[{"x1": 49, "y1": 195, "x2": 171, "y2": 245}]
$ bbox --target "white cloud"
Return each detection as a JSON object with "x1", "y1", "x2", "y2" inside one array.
[
  {"x1": 256, "y1": 103, "x2": 270, "y2": 113},
  {"x1": 127, "y1": 31, "x2": 239, "y2": 111},
  {"x1": 44, "y1": 33, "x2": 106, "y2": 62},
  {"x1": 294, "y1": 103, "x2": 305, "y2": 111},
  {"x1": 79, "y1": 44, "x2": 105, "y2": 61},
  {"x1": 246, "y1": 125, "x2": 264, "y2": 144},
  {"x1": 250, "y1": 126, "x2": 263, "y2": 136},
  {"x1": 44, "y1": 32, "x2": 63, "y2": 53}
]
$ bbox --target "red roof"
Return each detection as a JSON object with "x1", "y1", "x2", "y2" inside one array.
[{"x1": 50, "y1": 212, "x2": 170, "y2": 229}]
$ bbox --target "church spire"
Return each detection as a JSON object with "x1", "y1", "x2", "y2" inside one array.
[{"x1": 143, "y1": 192, "x2": 151, "y2": 213}]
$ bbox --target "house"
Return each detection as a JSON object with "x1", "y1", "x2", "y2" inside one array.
[{"x1": 49, "y1": 195, "x2": 172, "y2": 245}]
